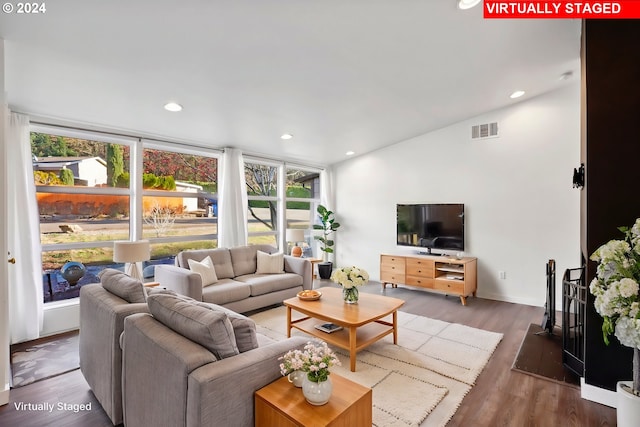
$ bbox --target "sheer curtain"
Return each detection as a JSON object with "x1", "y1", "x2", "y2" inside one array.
[
  {"x1": 218, "y1": 148, "x2": 248, "y2": 248},
  {"x1": 7, "y1": 112, "x2": 43, "y2": 343},
  {"x1": 320, "y1": 167, "x2": 334, "y2": 210}
]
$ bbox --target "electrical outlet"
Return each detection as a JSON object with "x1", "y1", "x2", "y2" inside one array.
[{"x1": 499, "y1": 271, "x2": 506, "y2": 280}]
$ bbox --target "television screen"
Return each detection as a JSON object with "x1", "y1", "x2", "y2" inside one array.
[{"x1": 396, "y1": 204, "x2": 465, "y2": 252}]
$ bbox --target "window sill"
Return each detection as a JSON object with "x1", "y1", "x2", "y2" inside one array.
[{"x1": 44, "y1": 298, "x2": 79, "y2": 310}]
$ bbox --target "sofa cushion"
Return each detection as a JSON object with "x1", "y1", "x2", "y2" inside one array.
[
  {"x1": 235, "y1": 273, "x2": 303, "y2": 297},
  {"x1": 200, "y1": 303, "x2": 259, "y2": 353},
  {"x1": 188, "y1": 256, "x2": 218, "y2": 287},
  {"x1": 179, "y1": 248, "x2": 235, "y2": 279},
  {"x1": 146, "y1": 293, "x2": 239, "y2": 359},
  {"x1": 201, "y1": 279, "x2": 252, "y2": 305},
  {"x1": 229, "y1": 246, "x2": 260, "y2": 276},
  {"x1": 256, "y1": 251, "x2": 284, "y2": 274},
  {"x1": 99, "y1": 268, "x2": 146, "y2": 303}
]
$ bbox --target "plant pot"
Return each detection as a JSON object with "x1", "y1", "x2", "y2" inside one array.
[
  {"x1": 617, "y1": 381, "x2": 640, "y2": 427},
  {"x1": 317, "y1": 262, "x2": 332, "y2": 279}
]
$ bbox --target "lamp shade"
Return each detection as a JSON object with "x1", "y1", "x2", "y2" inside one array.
[
  {"x1": 113, "y1": 240, "x2": 151, "y2": 263},
  {"x1": 286, "y1": 229, "x2": 305, "y2": 243}
]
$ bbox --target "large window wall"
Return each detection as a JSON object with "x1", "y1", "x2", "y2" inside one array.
[
  {"x1": 31, "y1": 125, "x2": 320, "y2": 304},
  {"x1": 32, "y1": 127, "x2": 219, "y2": 302}
]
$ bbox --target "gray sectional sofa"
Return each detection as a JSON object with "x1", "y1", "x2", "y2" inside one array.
[
  {"x1": 154, "y1": 244, "x2": 313, "y2": 313},
  {"x1": 79, "y1": 267, "x2": 307, "y2": 427},
  {"x1": 122, "y1": 292, "x2": 307, "y2": 427}
]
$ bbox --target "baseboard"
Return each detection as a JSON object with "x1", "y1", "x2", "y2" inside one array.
[{"x1": 580, "y1": 378, "x2": 617, "y2": 408}]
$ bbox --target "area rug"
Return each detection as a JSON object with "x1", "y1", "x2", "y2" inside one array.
[
  {"x1": 511, "y1": 323, "x2": 580, "y2": 389},
  {"x1": 10, "y1": 330, "x2": 80, "y2": 388},
  {"x1": 250, "y1": 307, "x2": 503, "y2": 427}
]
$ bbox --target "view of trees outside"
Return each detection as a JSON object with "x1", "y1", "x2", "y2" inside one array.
[{"x1": 31, "y1": 131, "x2": 320, "y2": 303}]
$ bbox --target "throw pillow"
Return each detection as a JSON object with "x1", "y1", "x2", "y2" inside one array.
[
  {"x1": 99, "y1": 268, "x2": 146, "y2": 303},
  {"x1": 147, "y1": 293, "x2": 239, "y2": 360},
  {"x1": 188, "y1": 256, "x2": 218, "y2": 287},
  {"x1": 198, "y1": 303, "x2": 259, "y2": 353},
  {"x1": 256, "y1": 250, "x2": 284, "y2": 274}
]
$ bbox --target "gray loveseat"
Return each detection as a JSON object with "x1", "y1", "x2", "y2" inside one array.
[
  {"x1": 154, "y1": 244, "x2": 312, "y2": 313},
  {"x1": 121, "y1": 292, "x2": 307, "y2": 427}
]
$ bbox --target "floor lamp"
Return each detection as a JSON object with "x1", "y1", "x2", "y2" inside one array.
[{"x1": 113, "y1": 240, "x2": 150, "y2": 281}]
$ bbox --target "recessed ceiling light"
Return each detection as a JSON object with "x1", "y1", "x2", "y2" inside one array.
[
  {"x1": 510, "y1": 90, "x2": 525, "y2": 99},
  {"x1": 457, "y1": 0, "x2": 481, "y2": 10},
  {"x1": 280, "y1": 133, "x2": 293, "y2": 140},
  {"x1": 346, "y1": 151, "x2": 355, "y2": 156},
  {"x1": 164, "y1": 102, "x2": 183, "y2": 112}
]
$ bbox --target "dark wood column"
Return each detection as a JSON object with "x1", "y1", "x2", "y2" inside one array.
[{"x1": 581, "y1": 19, "x2": 639, "y2": 391}]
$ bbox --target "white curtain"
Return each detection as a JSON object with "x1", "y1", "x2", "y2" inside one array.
[
  {"x1": 218, "y1": 148, "x2": 248, "y2": 248},
  {"x1": 320, "y1": 167, "x2": 334, "y2": 211},
  {"x1": 7, "y1": 112, "x2": 43, "y2": 343}
]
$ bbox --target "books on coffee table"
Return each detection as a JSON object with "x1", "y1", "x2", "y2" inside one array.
[{"x1": 315, "y1": 323, "x2": 343, "y2": 333}]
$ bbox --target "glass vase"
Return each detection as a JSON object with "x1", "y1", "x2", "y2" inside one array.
[
  {"x1": 302, "y1": 375, "x2": 333, "y2": 405},
  {"x1": 342, "y1": 286, "x2": 359, "y2": 304}
]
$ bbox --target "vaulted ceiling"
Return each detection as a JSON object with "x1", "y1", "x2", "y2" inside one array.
[{"x1": 0, "y1": 1, "x2": 581, "y2": 166}]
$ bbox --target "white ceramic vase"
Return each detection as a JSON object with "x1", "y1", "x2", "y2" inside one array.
[
  {"x1": 302, "y1": 375, "x2": 333, "y2": 406},
  {"x1": 287, "y1": 370, "x2": 305, "y2": 388},
  {"x1": 617, "y1": 381, "x2": 640, "y2": 427}
]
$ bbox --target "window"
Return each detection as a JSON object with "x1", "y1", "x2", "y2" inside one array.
[
  {"x1": 32, "y1": 130, "x2": 134, "y2": 302},
  {"x1": 32, "y1": 129, "x2": 219, "y2": 303},
  {"x1": 285, "y1": 167, "x2": 321, "y2": 257},
  {"x1": 245, "y1": 160, "x2": 280, "y2": 247},
  {"x1": 141, "y1": 143, "x2": 219, "y2": 259}
]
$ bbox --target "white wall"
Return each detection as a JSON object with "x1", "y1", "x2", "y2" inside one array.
[{"x1": 333, "y1": 83, "x2": 581, "y2": 308}]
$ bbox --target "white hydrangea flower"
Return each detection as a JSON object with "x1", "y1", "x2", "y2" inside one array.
[{"x1": 619, "y1": 278, "x2": 639, "y2": 299}]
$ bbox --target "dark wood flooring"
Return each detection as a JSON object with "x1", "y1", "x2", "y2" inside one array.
[{"x1": 0, "y1": 281, "x2": 616, "y2": 426}]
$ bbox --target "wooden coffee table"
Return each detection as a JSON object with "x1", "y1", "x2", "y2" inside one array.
[
  {"x1": 255, "y1": 373, "x2": 372, "y2": 427},
  {"x1": 283, "y1": 287, "x2": 405, "y2": 371}
]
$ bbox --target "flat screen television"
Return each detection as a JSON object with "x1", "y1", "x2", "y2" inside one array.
[{"x1": 396, "y1": 203, "x2": 465, "y2": 253}]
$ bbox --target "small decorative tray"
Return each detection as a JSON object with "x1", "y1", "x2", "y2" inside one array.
[{"x1": 297, "y1": 290, "x2": 322, "y2": 301}]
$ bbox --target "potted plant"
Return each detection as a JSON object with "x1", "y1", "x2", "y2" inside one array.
[
  {"x1": 589, "y1": 218, "x2": 640, "y2": 427},
  {"x1": 313, "y1": 205, "x2": 341, "y2": 279}
]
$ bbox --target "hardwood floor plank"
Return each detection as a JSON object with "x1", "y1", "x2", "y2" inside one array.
[{"x1": 0, "y1": 281, "x2": 616, "y2": 426}]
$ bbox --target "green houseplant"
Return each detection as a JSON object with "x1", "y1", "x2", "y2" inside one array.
[{"x1": 313, "y1": 205, "x2": 341, "y2": 279}]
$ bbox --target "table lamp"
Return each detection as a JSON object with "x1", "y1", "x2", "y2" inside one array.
[
  {"x1": 113, "y1": 240, "x2": 150, "y2": 281},
  {"x1": 286, "y1": 229, "x2": 305, "y2": 257}
]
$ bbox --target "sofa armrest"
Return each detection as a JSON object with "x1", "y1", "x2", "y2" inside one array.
[
  {"x1": 154, "y1": 264, "x2": 203, "y2": 301},
  {"x1": 284, "y1": 256, "x2": 313, "y2": 290},
  {"x1": 122, "y1": 313, "x2": 218, "y2": 427},
  {"x1": 187, "y1": 336, "x2": 308, "y2": 427},
  {"x1": 79, "y1": 284, "x2": 148, "y2": 425}
]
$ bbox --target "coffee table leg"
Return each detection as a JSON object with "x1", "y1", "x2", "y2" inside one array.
[
  {"x1": 349, "y1": 327, "x2": 357, "y2": 372},
  {"x1": 393, "y1": 311, "x2": 398, "y2": 344},
  {"x1": 286, "y1": 307, "x2": 292, "y2": 338}
]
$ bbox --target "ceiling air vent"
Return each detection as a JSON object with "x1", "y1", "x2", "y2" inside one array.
[{"x1": 471, "y1": 122, "x2": 499, "y2": 140}]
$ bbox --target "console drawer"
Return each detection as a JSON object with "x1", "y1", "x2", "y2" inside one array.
[
  {"x1": 433, "y1": 280, "x2": 464, "y2": 294},
  {"x1": 380, "y1": 255, "x2": 405, "y2": 274},
  {"x1": 405, "y1": 276, "x2": 434, "y2": 288},
  {"x1": 381, "y1": 271, "x2": 405, "y2": 283},
  {"x1": 406, "y1": 263, "x2": 434, "y2": 278}
]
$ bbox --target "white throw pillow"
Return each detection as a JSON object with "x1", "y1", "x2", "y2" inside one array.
[
  {"x1": 188, "y1": 256, "x2": 218, "y2": 287},
  {"x1": 256, "y1": 251, "x2": 284, "y2": 274}
]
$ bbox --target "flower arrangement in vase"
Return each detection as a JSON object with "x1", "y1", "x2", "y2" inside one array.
[
  {"x1": 330, "y1": 266, "x2": 369, "y2": 304},
  {"x1": 279, "y1": 340, "x2": 341, "y2": 405},
  {"x1": 589, "y1": 217, "x2": 640, "y2": 420}
]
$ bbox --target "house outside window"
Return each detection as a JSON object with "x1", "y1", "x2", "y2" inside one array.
[{"x1": 285, "y1": 167, "x2": 321, "y2": 257}]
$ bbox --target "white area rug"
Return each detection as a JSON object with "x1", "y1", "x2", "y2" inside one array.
[{"x1": 250, "y1": 307, "x2": 503, "y2": 427}]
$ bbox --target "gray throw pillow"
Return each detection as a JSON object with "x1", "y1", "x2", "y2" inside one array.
[
  {"x1": 99, "y1": 268, "x2": 146, "y2": 303},
  {"x1": 146, "y1": 293, "x2": 239, "y2": 359},
  {"x1": 197, "y1": 303, "x2": 259, "y2": 353}
]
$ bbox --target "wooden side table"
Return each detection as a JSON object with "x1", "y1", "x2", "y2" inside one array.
[
  {"x1": 255, "y1": 373, "x2": 372, "y2": 427},
  {"x1": 306, "y1": 258, "x2": 323, "y2": 279}
]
